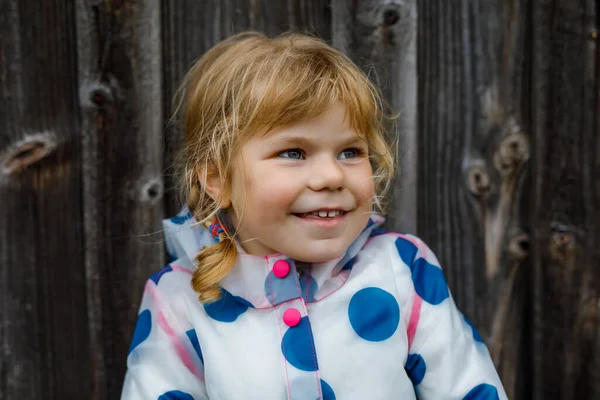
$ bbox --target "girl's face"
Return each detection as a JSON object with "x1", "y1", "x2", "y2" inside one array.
[{"x1": 228, "y1": 101, "x2": 375, "y2": 263}]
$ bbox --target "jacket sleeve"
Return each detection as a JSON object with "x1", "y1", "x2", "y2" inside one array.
[
  {"x1": 121, "y1": 274, "x2": 208, "y2": 400},
  {"x1": 397, "y1": 235, "x2": 508, "y2": 399}
]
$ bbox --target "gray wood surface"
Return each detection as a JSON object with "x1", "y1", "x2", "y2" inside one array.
[
  {"x1": 0, "y1": 0, "x2": 90, "y2": 398},
  {"x1": 1, "y1": 0, "x2": 599, "y2": 398},
  {"x1": 532, "y1": 0, "x2": 600, "y2": 398},
  {"x1": 417, "y1": 1, "x2": 532, "y2": 397},
  {"x1": 75, "y1": 1, "x2": 164, "y2": 399},
  {"x1": 331, "y1": 0, "x2": 419, "y2": 234}
]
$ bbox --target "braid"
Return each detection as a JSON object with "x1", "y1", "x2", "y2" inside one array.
[{"x1": 191, "y1": 213, "x2": 238, "y2": 303}]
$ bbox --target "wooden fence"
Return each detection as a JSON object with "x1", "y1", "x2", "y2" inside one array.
[{"x1": 1, "y1": 0, "x2": 598, "y2": 399}]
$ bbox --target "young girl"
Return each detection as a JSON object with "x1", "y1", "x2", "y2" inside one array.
[{"x1": 121, "y1": 31, "x2": 507, "y2": 400}]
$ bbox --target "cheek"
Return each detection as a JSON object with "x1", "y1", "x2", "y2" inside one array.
[
  {"x1": 242, "y1": 168, "x2": 300, "y2": 211},
  {"x1": 352, "y1": 164, "x2": 376, "y2": 202}
]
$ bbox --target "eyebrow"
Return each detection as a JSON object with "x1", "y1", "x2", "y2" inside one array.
[{"x1": 270, "y1": 135, "x2": 366, "y2": 147}]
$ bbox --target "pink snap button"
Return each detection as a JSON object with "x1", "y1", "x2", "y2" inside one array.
[
  {"x1": 283, "y1": 308, "x2": 301, "y2": 327},
  {"x1": 273, "y1": 260, "x2": 291, "y2": 279}
]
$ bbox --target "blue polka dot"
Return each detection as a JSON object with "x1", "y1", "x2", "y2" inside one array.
[
  {"x1": 204, "y1": 287, "x2": 253, "y2": 322},
  {"x1": 186, "y1": 329, "x2": 204, "y2": 364},
  {"x1": 395, "y1": 237, "x2": 450, "y2": 305},
  {"x1": 150, "y1": 265, "x2": 173, "y2": 285},
  {"x1": 348, "y1": 287, "x2": 400, "y2": 342},
  {"x1": 158, "y1": 390, "x2": 194, "y2": 400},
  {"x1": 462, "y1": 384, "x2": 500, "y2": 400},
  {"x1": 265, "y1": 265, "x2": 302, "y2": 305},
  {"x1": 321, "y1": 379, "x2": 336, "y2": 400},
  {"x1": 169, "y1": 213, "x2": 192, "y2": 225},
  {"x1": 128, "y1": 309, "x2": 151, "y2": 354},
  {"x1": 463, "y1": 315, "x2": 484, "y2": 343},
  {"x1": 281, "y1": 316, "x2": 319, "y2": 371},
  {"x1": 299, "y1": 273, "x2": 318, "y2": 302},
  {"x1": 370, "y1": 228, "x2": 389, "y2": 238},
  {"x1": 405, "y1": 353, "x2": 426, "y2": 385},
  {"x1": 411, "y1": 258, "x2": 449, "y2": 305},
  {"x1": 395, "y1": 237, "x2": 418, "y2": 266}
]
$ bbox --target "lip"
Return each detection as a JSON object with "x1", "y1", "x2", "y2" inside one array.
[
  {"x1": 292, "y1": 211, "x2": 348, "y2": 228},
  {"x1": 295, "y1": 207, "x2": 350, "y2": 214}
]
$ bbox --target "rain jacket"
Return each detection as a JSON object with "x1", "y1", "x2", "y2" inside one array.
[{"x1": 121, "y1": 208, "x2": 507, "y2": 400}]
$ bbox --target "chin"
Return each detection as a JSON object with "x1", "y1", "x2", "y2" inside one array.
[{"x1": 292, "y1": 244, "x2": 347, "y2": 264}]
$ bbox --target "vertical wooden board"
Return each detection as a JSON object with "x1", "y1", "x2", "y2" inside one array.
[
  {"x1": 331, "y1": 0, "x2": 418, "y2": 234},
  {"x1": 162, "y1": 0, "x2": 332, "y2": 217},
  {"x1": 0, "y1": 0, "x2": 90, "y2": 398},
  {"x1": 75, "y1": 1, "x2": 163, "y2": 399},
  {"x1": 532, "y1": 0, "x2": 600, "y2": 398},
  {"x1": 415, "y1": 1, "x2": 531, "y2": 398}
]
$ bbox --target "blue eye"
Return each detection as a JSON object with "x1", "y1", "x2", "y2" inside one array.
[
  {"x1": 338, "y1": 148, "x2": 361, "y2": 159},
  {"x1": 279, "y1": 149, "x2": 304, "y2": 159}
]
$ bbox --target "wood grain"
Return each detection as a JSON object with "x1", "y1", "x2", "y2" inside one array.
[
  {"x1": 75, "y1": 1, "x2": 164, "y2": 399},
  {"x1": 1, "y1": 1, "x2": 599, "y2": 398},
  {"x1": 532, "y1": 0, "x2": 600, "y2": 398},
  {"x1": 416, "y1": 1, "x2": 532, "y2": 397},
  {"x1": 0, "y1": 0, "x2": 90, "y2": 398},
  {"x1": 331, "y1": 0, "x2": 419, "y2": 234}
]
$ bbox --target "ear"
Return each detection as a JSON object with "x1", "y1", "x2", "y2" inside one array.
[{"x1": 196, "y1": 164, "x2": 231, "y2": 209}]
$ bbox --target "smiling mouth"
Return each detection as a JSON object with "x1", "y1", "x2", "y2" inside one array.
[{"x1": 294, "y1": 210, "x2": 348, "y2": 219}]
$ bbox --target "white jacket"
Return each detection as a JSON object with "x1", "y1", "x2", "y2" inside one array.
[{"x1": 121, "y1": 209, "x2": 507, "y2": 400}]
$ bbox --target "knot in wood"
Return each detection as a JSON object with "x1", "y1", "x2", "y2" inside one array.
[
  {"x1": 80, "y1": 81, "x2": 115, "y2": 109},
  {"x1": 494, "y1": 131, "x2": 530, "y2": 176},
  {"x1": 1, "y1": 132, "x2": 57, "y2": 175},
  {"x1": 140, "y1": 178, "x2": 164, "y2": 203},
  {"x1": 466, "y1": 165, "x2": 491, "y2": 196},
  {"x1": 508, "y1": 233, "x2": 530, "y2": 261},
  {"x1": 549, "y1": 224, "x2": 578, "y2": 263},
  {"x1": 383, "y1": 9, "x2": 400, "y2": 26}
]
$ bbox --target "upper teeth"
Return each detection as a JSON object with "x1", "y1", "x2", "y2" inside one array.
[{"x1": 311, "y1": 210, "x2": 342, "y2": 217}]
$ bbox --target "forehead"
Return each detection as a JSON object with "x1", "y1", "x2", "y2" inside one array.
[{"x1": 261, "y1": 102, "x2": 362, "y2": 142}]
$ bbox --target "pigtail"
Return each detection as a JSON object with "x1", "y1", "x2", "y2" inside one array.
[
  {"x1": 185, "y1": 177, "x2": 238, "y2": 303},
  {"x1": 191, "y1": 214, "x2": 238, "y2": 303}
]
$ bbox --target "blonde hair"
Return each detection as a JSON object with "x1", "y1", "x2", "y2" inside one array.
[{"x1": 172, "y1": 31, "x2": 396, "y2": 303}]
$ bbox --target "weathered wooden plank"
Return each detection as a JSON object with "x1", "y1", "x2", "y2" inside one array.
[
  {"x1": 414, "y1": 0, "x2": 531, "y2": 398},
  {"x1": 75, "y1": 1, "x2": 164, "y2": 399},
  {"x1": 531, "y1": 0, "x2": 600, "y2": 398},
  {"x1": 0, "y1": 0, "x2": 90, "y2": 398},
  {"x1": 162, "y1": 0, "x2": 332, "y2": 216},
  {"x1": 331, "y1": 0, "x2": 418, "y2": 234}
]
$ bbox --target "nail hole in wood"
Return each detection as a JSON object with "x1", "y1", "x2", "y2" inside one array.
[
  {"x1": 518, "y1": 238, "x2": 530, "y2": 253},
  {"x1": 383, "y1": 9, "x2": 399, "y2": 26},
  {"x1": 91, "y1": 90, "x2": 107, "y2": 106}
]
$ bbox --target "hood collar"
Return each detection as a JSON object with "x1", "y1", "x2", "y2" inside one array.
[{"x1": 163, "y1": 207, "x2": 385, "y2": 307}]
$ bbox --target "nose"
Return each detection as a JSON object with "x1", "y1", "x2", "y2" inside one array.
[{"x1": 308, "y1": 155, "x2": 344, "y2": 191}]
